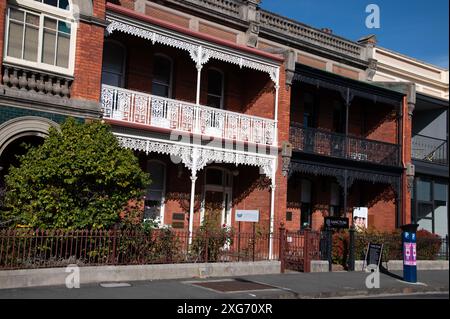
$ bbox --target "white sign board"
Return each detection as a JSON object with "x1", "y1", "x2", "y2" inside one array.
[
  {"x1": 353, "y1": 207, "x2": 368, "y2": 230},
  {"x1": 235, "y1": 210, "x2": 259, "y2": 223}
]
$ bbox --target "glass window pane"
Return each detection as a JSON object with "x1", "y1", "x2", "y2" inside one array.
[
  {"x1": 418, "y1": 203, "x2": 433, "y2": 219},
  {"x1": 434, "y1": 204, "x2": 448, "y2": 238},
  {"x1": 147, "y1": 191, "x2": 163, "y2": 202},
  {"x1": 44, "y1": 0, "x2": 58, "y2": 7},
  {"x1": 58, "y1": 21, "x2": 71, "y2": 34},
  {"x1": 207, "y1": 95, "x2": 222, "y2": 109},
  {"x1": 207, "y1": 70, "x2": 222, "y2": 96},
  {"x1": 434, "y1": 182, "x2": 448, "y2": 202},
  {"x1": 59, "y1": 0, "x2": 70, "y2": 9},
  {"x1": 101, "y1": 72, "x2": 121, "y2": 88},
  {"x1": 206, "y1": 169, "x2": 223, "y2": 186},
  {"x1": 44, "y1": 17, "x2": 57, "y2": 30},
  {"x1": 56, "y1": 32, "x2": 70, "y2": 67},
  {"x1": 301, "y1": 179, "x2": 311, "y2": 203},
  {"x1": 42, "y1": 28, "x2": 56, "y2": 65},
  {"x1": 24, "y1": 25, "x2": 39, "y2": 61},
  {"x1": 148, "y1": 162, "x2": 164, "y2": 190},
  {"x1": 26, "y1": 13, "x2": 40, "y2": 26},
  {"x1": 417, "y1": 180, "x2": 431, "y2": 201},
  {"x1": 152, "y1": 83, "x2": 169, "y2": 98},
  {"x1": 7, "y1": 21, "x2": 23, "y2": 59},
  {"x1": 153, "y1": 56, "x2": 171, "y2": 84},
  {"x1": 330, "y1": 183, "x2": 340, "y2": 206},
  {"x1": 10, "y1": 9, "x2": 24, "y2": 22},
  {"x1": 418, "y1": 218, "x2": 433, "y2": 234}
]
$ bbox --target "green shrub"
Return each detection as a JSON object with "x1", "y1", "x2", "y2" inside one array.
[{"x1": 1, "y1": 118, "x2": 150, "y2": 230}]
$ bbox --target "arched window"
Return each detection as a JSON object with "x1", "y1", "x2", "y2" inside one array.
[
  {"x1": 101, "y1": 41, "x2": 126, "y2": 87},
  {"x1": 152, "y1": 55, "x2": 173, "y2": 98},
  {"x1": 5, "y1": 0, "x2": 76, "y2": 75},
  {"x1": 144, "y1": 160, "x2": 166, "y2": 223},
  {"x1": 207, "y1": 69, "x2": 224, "y2": 109},
  {"x1": 34, "y1": 0, "x2": 70, "y2": 10}
]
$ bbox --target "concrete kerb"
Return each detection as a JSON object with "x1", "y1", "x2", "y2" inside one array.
[
  {"x1": 311, "y1": 260, "x2": 449, "y2": 272},
  {"x1": 0, "y1": 261, "x2": 281, "y2": 290}
]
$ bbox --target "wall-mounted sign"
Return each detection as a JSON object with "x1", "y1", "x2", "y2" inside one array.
[
  {"x1": 235, "y1": 210, "x2": 259, "y2": 223},
  {"x1": 324, "y1": 216, "x2": 349, "y2": 229}
]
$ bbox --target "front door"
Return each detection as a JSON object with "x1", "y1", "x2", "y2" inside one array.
[{"x1": 203, "y1": 187, "x2": 232, "y2": 227}]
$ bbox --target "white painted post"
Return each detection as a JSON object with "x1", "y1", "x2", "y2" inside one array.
[
  {"x1": 269, "y1": 182, "x2": 276, "y2": 260},
  {"x1": 273, "y1": 68, "x2": 280, "y2": 145},
  {"x1": 188, "y1": 173, "x2": 197, "y2": 245}
]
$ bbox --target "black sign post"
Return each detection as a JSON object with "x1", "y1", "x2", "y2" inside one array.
[{"x1": 363, "y1": 242, "x2": 384, "y2": 271}]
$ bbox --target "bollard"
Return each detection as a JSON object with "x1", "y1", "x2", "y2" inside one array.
[
  {"x1": 401, "y1": 224, "x2": 419, "y2": 283},
  {"x1": 348, "y1": 226, "x2": 355, "y2": 271}
]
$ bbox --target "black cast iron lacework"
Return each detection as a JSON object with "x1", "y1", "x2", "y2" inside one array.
[
  {"x1": 290, "y1": 124, "x2": 400, "y2": 167},
  {"x1": 288, "y1": 161, "x2": 400, "y2": 195},
  {"x1": 292, "y1": 72, "x2": 403, "y2": 107}
]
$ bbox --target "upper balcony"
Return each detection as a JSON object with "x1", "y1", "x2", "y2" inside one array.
[
  {"x1": 100, "y1": 3, "x2": 282, "y2": 147},
  {"x1": 101, "y1": 84, "x2": 275, "y2": 146},
  {"x1": 412, "y1": 134, "x2": 448, "y2": 166},
  {"x1": 290, "y1": 123, "x2": 400, "y2": 167}
]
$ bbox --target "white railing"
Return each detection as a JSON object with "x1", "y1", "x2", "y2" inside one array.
[{"x1": 101, "y1": 85, "x2": 276, "y2": 146}]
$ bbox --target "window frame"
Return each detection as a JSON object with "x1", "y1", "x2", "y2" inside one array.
[
  {"x1": 151, "y1": 53, "x2": 173, "y2": 99},
  {"x1": 3, "y1": 4, "x2": 77, "y2": 76},
  {"x1": 206, "y1": 68, "x2": 225, "y2": 109},
  {"x1": 144, "y1": 159, "x2": 167, "y2": 225},
  {"x1": 101, "y1": 39, "x2": 127, "y2": 88}
]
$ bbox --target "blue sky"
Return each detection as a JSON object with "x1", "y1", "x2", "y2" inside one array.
[{"x1": 260, "y1": 0, "x2": 449, "y2": 69}]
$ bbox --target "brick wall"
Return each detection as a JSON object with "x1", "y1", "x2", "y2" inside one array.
[
  {"x1": 70, "y1": 1, "x2": 106, "y2": 102},
  {"x1": 290, "y1": 84, "x2": 399, "y2": 145},
  {"x1": 0, "y1": 1, "x2": 5, "y2": 73}
]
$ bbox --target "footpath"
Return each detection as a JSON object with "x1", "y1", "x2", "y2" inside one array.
[{"x1": 0, "y1": 270, "x2": 448, "y2": 299}]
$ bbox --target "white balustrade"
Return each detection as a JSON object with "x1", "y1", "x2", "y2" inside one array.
[{"x1": 101, "y1": 85, "x2": 275, "y2": 145}]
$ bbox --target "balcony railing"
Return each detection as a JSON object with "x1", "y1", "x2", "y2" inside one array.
[
  {"x1": 101, "y1": 85, "x2": 275, "y2": 146},
  {"x1": 290, "y1": 123, "x2": 400, "y2": 166},
  {"x1": 412, "y1": 134, "x2": 448, "y2": 166}
]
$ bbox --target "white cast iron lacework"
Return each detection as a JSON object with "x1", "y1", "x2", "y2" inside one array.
[
  {"x1": 105, "y1": 18, "x2": 279, "y2": 83},
  {"x1": 116, "y1": 135, "x2": 276, "y2": 179},
  {"x1": 101, "y1": 85, "x2": 276, "y2": 146}
]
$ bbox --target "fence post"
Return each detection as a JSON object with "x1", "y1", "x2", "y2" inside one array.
[
  {"x1": 279, "y1": 223, "x2": 286, "y2": 273},
  {"x1": 304, "y1": 229, "x2": 311, "y2": 273},
  {"x1": 204, "y1": 229, "x2": 208, "y2": 263},
  {"x1": 327, "y1": 228, "x2": 332, "y2": 272},
  {"x1": 111, "y1": 225, "x2": 117, "y2": 265},
  {"x1": 446, "y1": 235, "x2": 449, "y2": 261},
  {"x1": 348, "y1": 226, "x2": 355, "y2": 271}
]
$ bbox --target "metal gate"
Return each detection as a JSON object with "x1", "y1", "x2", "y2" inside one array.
[{"x1": 279, "y1": 227, "x2": 320, "y2": 273}]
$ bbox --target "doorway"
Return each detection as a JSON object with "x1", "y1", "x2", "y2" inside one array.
[{"x1": 201, "y1": 167, "x2": 233, "y2": 227}]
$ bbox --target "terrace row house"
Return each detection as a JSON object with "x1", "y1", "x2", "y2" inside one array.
[{"x1": 0, "y1": 0, "x2": 448, "y2": 252}]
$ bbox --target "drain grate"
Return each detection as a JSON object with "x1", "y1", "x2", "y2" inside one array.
[
  {"x1": 99, "y1": 282, "x2": 131, "y2": 288},
  {"x1": 190, "y1": 279, "x2": 277, "y2": 293}
]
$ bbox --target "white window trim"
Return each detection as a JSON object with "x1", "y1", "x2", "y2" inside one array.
[
  {"x1": 146, "y1": 159, "x2": 166, "y2": 226},
  {"x1": 152, "y1": 53, "x2": 173, "y2": 99},
  {"x1": 3, "y1": 4, "x2": 77, "y2": 76},
  {"x1": 14, "y1": 0, "x2": 74, "y2": 19},
  {"x1": 207, "y1": 68, "x2": 225, "y2": 109}
]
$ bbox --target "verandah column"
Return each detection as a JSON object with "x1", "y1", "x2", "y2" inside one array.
[
  {"x1": 269, "y1": 181, "x2": 276, "y2": 259},
  {"x1": 188, "y1": 148, "x2": 199, "y2": 245}
]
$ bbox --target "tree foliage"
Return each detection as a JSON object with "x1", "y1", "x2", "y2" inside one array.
[{"x1": 1, "y1": 118, "x2": 150, "y2": 230}]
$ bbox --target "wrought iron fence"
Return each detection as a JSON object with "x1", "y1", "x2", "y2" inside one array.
[
  {"x1": 412, "y1": 134, "x2": 448, "y2": 166},
  {"x1": 290, "y1": 123, "x2": 400, "y2": 166},
  {"x1": 0, "y1": 229, "x2": 280, "y2": 270}
]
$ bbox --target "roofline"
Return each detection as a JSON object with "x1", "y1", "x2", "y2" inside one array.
[
  {"x1": 106, "y1": 3, "x2": 285, "y2": 63},
  {"x1": 376, "y1": 46, "x2": 449, "y2": 72}
]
